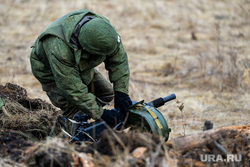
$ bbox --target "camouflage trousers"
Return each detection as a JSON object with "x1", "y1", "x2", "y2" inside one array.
[{"x1": 42, "y1": 69, "x2": 114, "y2": 119}]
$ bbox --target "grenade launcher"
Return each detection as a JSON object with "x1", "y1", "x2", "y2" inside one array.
[{"x1": 65, "y1": 94, "x2": 176, "y2": 143}]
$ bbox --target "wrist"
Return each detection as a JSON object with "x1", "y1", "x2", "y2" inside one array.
[{"x1": 115, "y1": 91, "x2": 128, "y2": 98}]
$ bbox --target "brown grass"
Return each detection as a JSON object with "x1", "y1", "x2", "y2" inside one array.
[
  {"x1": 0, "y1": 0, "x2": 249, "y2": 166},
  {"x1": 0, "y1": 99, "x2": 60, "y2": 139}
]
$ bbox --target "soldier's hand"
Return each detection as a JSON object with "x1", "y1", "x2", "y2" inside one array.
[
  {"x1": 101, "y1": 109, "x2": 122, "y2": 127},
  {"x1": 114, "y1": 91, "x2": 132, "y2": 117}
]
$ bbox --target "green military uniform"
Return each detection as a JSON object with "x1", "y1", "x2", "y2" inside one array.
[{"x1": 30, "y1": 9, "x2": 130, "y2": 120}]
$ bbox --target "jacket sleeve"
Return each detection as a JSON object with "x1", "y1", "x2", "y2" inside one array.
[
  {"x1": 42, "y1": 36, "x2": 103, "y2": 119},
  {"x1": 104, "y1": 40, "x2": 130, "y2": 95}
]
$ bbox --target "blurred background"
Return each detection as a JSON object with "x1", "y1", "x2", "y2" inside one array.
[{"x1": 0, "y1": 0, "x2": 249, "y2": 138}]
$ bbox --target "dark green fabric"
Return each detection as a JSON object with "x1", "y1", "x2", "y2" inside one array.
[
  {"x1": 79, "y1": 18, "x2": 119, "y2": 56},
  {"x1": 104, "y1": 42, "x2": 130, "y2": 94},
  {"x1": 91, "y1": 69, "x2": 114, "y2": 97},
  {"x1": 0, "y1": 97, "x2": 4, "y2": 110},
  {"x1": 42, "y1": 69, "x2": 114, "y2": 119},
  {"x1": 30, "y1": 9, "x2": 130, "y2": 119}
]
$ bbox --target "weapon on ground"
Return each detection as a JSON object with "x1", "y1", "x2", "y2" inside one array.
[{"x1": 67, "y1": 94, "x2": 176, "y2": 143}]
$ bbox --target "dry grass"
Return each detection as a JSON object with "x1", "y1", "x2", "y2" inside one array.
[
  {"x1": 0, "y1": 0, "x2": 249, "y2": 158},
  {"x1": 0, "y1": 99, "x2": 60, "y2": 139}
]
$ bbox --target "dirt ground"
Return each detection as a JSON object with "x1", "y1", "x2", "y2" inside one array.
[
  {"x1": 0, "y1": 0, "x2": 249, "y2": 166},
  {"x1": 0, "y1": 83, "x2": 248, "y2": 166}
]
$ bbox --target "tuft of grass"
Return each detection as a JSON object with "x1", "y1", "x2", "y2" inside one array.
[{"x1": 0, "y1": 99, "x2": 60, "y2": 139}]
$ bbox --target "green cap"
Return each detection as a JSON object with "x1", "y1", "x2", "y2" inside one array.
[{"x1": 78, "y1": 18, "x2": 119, "y2": 56}]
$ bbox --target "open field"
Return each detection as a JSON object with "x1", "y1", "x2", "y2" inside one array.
[{"x1": 0, "y1": 0, "x2": 249, "y2": 166}]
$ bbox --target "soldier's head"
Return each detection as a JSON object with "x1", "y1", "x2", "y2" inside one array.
[{"x1": 78, "y1": 18, "x2": 120, "y2": 56}]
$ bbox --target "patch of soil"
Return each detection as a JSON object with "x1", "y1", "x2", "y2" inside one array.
[
  {"x1": 0, "y1": 131, "x2": 34, "y2": 161},
  {"x1": 0, "y1": 83, "x2": 61, "y2": 139},
  {"x1": 0, "y1": 83, "x2": 54, "y2": 111},
  {"x1": 14, "y1": 137, "x2": 73, "y2": 167},
  {"x1": 30, "y1": 147, "x2": 72, "y2": 167}
]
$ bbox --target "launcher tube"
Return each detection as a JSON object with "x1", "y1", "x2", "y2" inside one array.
[{"x1": 147, "y1": 94, "x2": 176, "y2": 108}]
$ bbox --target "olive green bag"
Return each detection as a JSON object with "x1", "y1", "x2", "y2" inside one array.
[{"x1": 127, "y1": 101, "x2": 171, "y2": 141}]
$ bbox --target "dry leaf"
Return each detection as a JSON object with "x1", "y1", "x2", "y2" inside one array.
[
  {"x1": 132, "y1": 147, "x2": 147, "y2": 159},
  {"x1": 72, "y1": 153, "x2": 95, "y2": 167}
]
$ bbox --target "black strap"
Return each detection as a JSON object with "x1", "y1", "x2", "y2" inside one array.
[{"x1": 70, "y1": 16, "x2": 94, "y2": 49}]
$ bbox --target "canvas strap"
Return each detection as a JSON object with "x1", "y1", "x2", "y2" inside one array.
[
  {"x1": 70, "y1": 15, "x2": 94, "y2": 49},
  {"x1": 135, "y1": 104, "x2": 163, "y2": 129}
]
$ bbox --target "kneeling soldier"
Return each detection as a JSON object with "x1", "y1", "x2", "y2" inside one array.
[{"x1": 30, "y1": 9, "x2": 132, "y2": 135}]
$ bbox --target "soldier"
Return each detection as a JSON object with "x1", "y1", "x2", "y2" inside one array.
[{"x1": 30, "y1": 9, "x2": 132, "y2": 135}]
